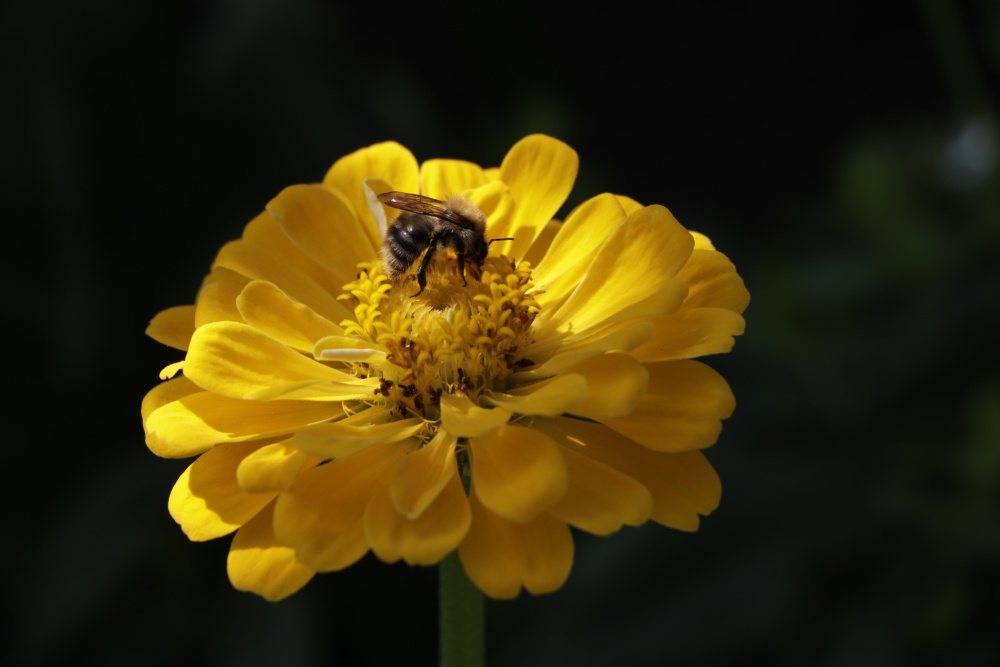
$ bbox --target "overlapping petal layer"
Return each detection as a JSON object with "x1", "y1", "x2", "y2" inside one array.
[
  {"x1": 144, "y1": 135, "x2": 746, "y2": 601},
  {"x1": 459, "y1": 487, "x2": 574, "y2": 599},
  {"x1": 228, "y1": 503, "x2": 315, "y2": 601}
]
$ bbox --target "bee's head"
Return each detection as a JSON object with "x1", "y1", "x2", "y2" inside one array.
[{"x1": 469, "y1": 234, "x2": 489, "y2": 267}]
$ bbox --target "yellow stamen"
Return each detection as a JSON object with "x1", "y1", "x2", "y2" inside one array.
[{"x1": 336, "y1": 256, "x2": 540, "y2": 422}]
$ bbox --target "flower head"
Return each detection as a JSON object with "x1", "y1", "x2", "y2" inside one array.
[{"x1": 142, "y1": 135, "x2": 749, "y2": 600}]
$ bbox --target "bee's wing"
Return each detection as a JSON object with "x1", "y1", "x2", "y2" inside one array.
[
  {"x1": 377, "y1": 191, "x2": 468, "y2": 228},
  {"x1": 378, "y1": 192, "x2": 447, "y2": 216}
]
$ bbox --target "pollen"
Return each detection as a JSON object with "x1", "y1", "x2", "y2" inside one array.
[{"x1": 337, "y1": 256, "x2": 541, "y2": 421}]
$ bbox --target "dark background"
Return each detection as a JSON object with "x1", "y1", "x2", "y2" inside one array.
[{"x1": 4, "y1": 0, "x2": 999, "y2": 665}]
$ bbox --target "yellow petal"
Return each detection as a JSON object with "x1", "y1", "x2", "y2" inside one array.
[
  {"x1": 294, "y1": 416, "x2": 423, "y2": 459},
  {"x1": 212, "y1": 240, "x2": 351, "y2": 324},
  {"x1": 324, "y1": 141, "x2": 421, "y2": 196},
  {"x1": 288, "y1": 408, "x2": 400, "y2": 453},
  {"x1": 439, "y1": 393, "x2": 512, "y2": 438},
  {"x1": 485, "y1": 373, "x2": 587, "y2": 416},
  {"x1": 266, "y1": 184, "x2": 378, "y2": 287},
  {"x1": 459, "y1": 487, "x2": 574, "y2": 599},
  {"x1": 495, "y1": 134, "x2": 578, "y2": 259},
  {"x1": 558, "y1": 353, "x2": 649, "y2": 419},
  {"x1": 145, "y1": 390, "x2": 341, "y2": 458},
  {"x1": 536, "y1": 417, "x2": 720, "y2": 531},
  {"x1": 419, "y1": 159, "x2": 488, "y2": 199},
  {"x1": 143, "y1": 376, "x2": 199, "y2": 455},
  {"x1": 629, "y1": 308, "x2": 746, "y2": 362},
  {"x1": 146, "y1": 305, "x2": 195, "y2": 351},
  {"x1": 547, "y1": 446, "x2": 652, "y2": 535},
  {"x1": 514, "y1": 321, "x2": 654, "y2": 379},
  {"x1": 237, "y1": 280, "x2": 344, "y2": 353},
  {"x1": 184, "y1": 321, "x2": 367, "y2": 400},
  {"x1": 241, "y1": 209, "x2": 340, "y2": 293},
  {"x1": 274, "y1": 440, "x2": 414, "y2": 572},
  {"x1": 237, "y1": 438, "x2": 315, "y2": 493},
  {"x1": 521, "y1": 218, "x2": 561, "y2": 269},
  {"x1": 158, "y1": 361, "x2": 185, "y2": 380},
  {"x1": 469, "y1": 424, "x2": 567, "y2": 522},
  {"x1": 690, "y1": 230, "x2": 715, "y2": 250},
  {"x1": 227, "y1": 503, "x2": 315, "y2": 601},
  {"x1": 465, "y1": 180, "x2": 515, "y2": 232},
  {"x1": 614, "y1": 194, "x2": 643, "y2": 214},
  {"x1": 531, "y1": 193, "x2": 627, "y2": 305},
  {"x1": 677, "y1": 248, "x2": 750, "y2": 314},
  {"x1": 601, "y1": 361, "x2": 735, "y2": 452},
  {"x1": 390, "y1": 430, "x2": 458, "y2": 519},
  {"x1": 536, "y1": 205, "x2": 693, "y2": 340},
  {"x1": 366, "y1": 460, "x2": 470, "y2": 565},
  {"x1": 555, "y1": 285, "x2": 691, "y2": 350},
  {"x1": 169, "y1": 442, "x2": 276, "y2": 541},
  {"x1": 323, "y1": 141, "x2": 419, "y2": 248},
  {"x1": 194, "y1": 267, "x2": 248, "y2": 328},
  {"x1": 361, "y1": 178, "x2": 393, "y2": 242},
  {"x1": 244, "y1": 378, "x2": 378, "y2": 402},
  {"x1": 142, "y1": 375, "x2": 199, "y2": 424}
]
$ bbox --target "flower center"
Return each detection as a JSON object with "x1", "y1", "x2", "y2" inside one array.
[{"x1": 337, "y1": 256, "x2": 541, "y2": 420}]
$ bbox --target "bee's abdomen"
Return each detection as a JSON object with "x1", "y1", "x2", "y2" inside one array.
[{"x1": 382, "y1": 217, "x2": 432, "y2": 277}]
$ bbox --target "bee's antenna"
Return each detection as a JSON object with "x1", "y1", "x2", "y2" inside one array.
[{"x1": 487, "y1": 237, "x2": 514, "y2": 246}]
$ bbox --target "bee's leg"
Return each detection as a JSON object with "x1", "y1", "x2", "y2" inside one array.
[
  {"x1": 467, "y1": 260, "x2": 482, "y2": 281},
  {"x1": 413, "y1": 241, "x2": 438, "y2": 296},
  {"x1": 456, "y1": 253, "x2": 467, "y2": 286},
  {"x1": 446, "y1": 234, "x2": 469, "y2": 286}
]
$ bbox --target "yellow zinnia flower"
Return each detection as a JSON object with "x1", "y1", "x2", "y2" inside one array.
[{"x1": 141, "y1": 135, "x2": 749, "y2": 601}]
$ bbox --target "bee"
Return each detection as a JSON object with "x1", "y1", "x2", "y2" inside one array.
[{"x1": 377, "y1": 191, "x2": 512, "y2": 296}]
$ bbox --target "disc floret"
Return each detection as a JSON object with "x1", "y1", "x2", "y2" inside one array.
[{"x1": 338, "y1": 256, "x2": 540, "y2": 421}]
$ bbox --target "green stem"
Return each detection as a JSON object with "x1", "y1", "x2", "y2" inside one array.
[{"x1": 439, "y1": 551, "x2": 484, "y2": 667}]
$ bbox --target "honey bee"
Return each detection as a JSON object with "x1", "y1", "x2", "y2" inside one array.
[{"x1": 378, "y1": 191, "x2": 512, "y2": 295}]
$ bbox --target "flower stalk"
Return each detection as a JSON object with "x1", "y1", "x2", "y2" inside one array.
[{"x1": 439, "y1": 550, "x2": 484, "y2": 667}]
